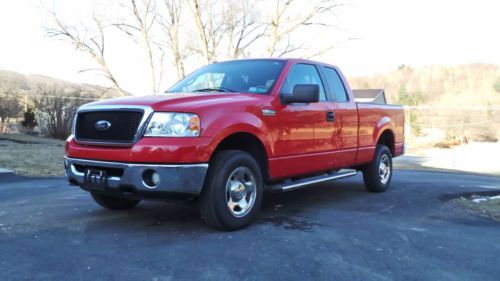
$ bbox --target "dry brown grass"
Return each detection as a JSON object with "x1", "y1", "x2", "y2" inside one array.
[
  {"x1": 452, "y1": 194, "x2": 500, "y2": 222},
  {"x1": 433, "y1": 139, "x2": 462, "y2": 149},
  {"x1": 0, "y1": 134, "x2": 65, "y2": 176}
]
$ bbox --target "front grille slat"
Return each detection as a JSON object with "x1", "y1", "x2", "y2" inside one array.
[{"x1": 75, "y1": 111, "x2": 144, "y2": 144}]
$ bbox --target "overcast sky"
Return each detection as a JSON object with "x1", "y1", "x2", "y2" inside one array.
[{"x1": 0, "y1": 0, "x2": 499, "y2": 95}]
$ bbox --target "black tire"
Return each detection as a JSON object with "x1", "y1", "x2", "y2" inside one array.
[
  {"x1": 199, "y1": 150, "x2": 263, "y2": 231},
  {"x1": 90, "y1": 192, "x2": 140, "y2": 210},
  {"x1": 362, "y1": 144, "x2": 393, "y2": 193}
]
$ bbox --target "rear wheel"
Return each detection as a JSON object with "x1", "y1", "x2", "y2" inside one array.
[
  {"x1": 90, "y1": 192, "x2": 140, "y2": 210},
  {"x1": 199, "y1": 150, "x2": 263, "y2": 231},
  {"x1": 362, "y1": 144, "x2": 393, "y2": 193}
]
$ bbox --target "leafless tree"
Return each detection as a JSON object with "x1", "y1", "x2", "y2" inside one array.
[
  {"x1": 266, "y1": 0, "x2": 341, "y2": 57},
  {"x1": 44, "y1": 0, "x2": 344, "y2": 92},
  {"x1": 46, "y1": 10, "x2": 125, "y2": 94},
  {"x1": 33, "y1": 86, "x2": 89, "y2": 139},
  {"x1": 223, "y1": 0, "x2": 265, "y2": 59},
  {"x1": 158, "y1": 0, "x2": 186, "y2": 80},
  {"x1": 114, "y1": 0, "x2": 164, "y2": 94},
  {"x1": 188, "y1": 0, "x2": 227, "y2": 64},
  {"x1": 0, "y1": 93, "x2": 22, "y2": 133}
]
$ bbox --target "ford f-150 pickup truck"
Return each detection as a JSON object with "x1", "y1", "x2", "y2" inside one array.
[{"x1": 65, "y1": 58, "x2": 405, "y2": 230}]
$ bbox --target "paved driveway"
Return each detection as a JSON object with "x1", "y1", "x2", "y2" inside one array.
[{"x1": 0, "y1": 170, "x2": 499, "y2": 280}]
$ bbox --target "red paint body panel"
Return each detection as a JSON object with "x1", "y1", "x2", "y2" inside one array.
[
  {"x1": 66, "y1": 58, "x2": 405, "y2": 181},
  {"x1": 66, "y1": 135, "x2": 214, "y2": 163},
  {"x1": 356, "y1": 103, "x2": 405, "y2": 150}
]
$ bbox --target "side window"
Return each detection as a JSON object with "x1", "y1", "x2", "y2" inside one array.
[
  {"x1": 323, "y1": 67, "x2": 348, "y2": 102},
  {"x1": 280, "y1": 64, "x2": 327, "y2": 101}
]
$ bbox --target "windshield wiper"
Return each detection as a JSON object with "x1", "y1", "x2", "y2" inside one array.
[{"x1": 193, "y1": 87, "x2": 235, "y2": 93}]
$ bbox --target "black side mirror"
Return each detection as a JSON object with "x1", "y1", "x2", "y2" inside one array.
[{"x1": 281, "y1": 84, "x2": 320, "y2": 104}]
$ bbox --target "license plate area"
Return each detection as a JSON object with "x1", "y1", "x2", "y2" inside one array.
[{"x1": 83, "y1": 168, "x2": 108, "y2": 190}]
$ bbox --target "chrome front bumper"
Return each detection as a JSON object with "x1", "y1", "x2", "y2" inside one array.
[{"x1": 65, "y1": 157, "x2": 208, "y2": 196}]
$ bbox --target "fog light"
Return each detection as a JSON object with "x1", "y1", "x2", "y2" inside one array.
[
  {"x1": 142, "y1": 170, "x2": 160, "y2": 188},
  {"x1": 152, "y1": 172, "x2": 160, "y2": 186}
]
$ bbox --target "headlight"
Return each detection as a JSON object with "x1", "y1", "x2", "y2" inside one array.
[{"x1": 144, "y1": 112, "x2": 200, "y2": 137}]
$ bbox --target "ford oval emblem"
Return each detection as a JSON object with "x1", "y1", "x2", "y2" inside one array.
[{"x1": 95, "y1": 120, "x2": 112, "y2": 131}]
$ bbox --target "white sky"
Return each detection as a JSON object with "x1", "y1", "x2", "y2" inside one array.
[{"x1": 0, "y1": 0, "x2": 499, "y2": 95}]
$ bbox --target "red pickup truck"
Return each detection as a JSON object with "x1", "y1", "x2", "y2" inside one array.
[{"x1": 65, "y1": 58, "x2": 405, "y2": 230}]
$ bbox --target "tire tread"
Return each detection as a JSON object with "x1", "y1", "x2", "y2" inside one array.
[{"x1": 362, "y1": 144, "x2": 392, "y2": 193}]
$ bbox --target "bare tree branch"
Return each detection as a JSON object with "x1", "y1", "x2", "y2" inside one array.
[
  {"x1": 157, "y1": 0, "x2": 186, "y2": 79},
  {"x1": 304, "y1": 37, "x2": 357, "y2": 59},
  {"x1": 266, "y1": 0, "x2": 342, "y2": 57},
  {"x1": 187, "y1": 0, "x2": 228, "y2": 63},
  {"x1": 223, "y1": 0, "x2": 265, "y2": 59},
  {"x1": 45, "y1": 0, "x2": 344, "y2": 93},
  {"x1": 45, "y1": 9, "x2": 125, "y2": 94},
  {"x1": 113, "y1": 0, "x2": 163, "y2": 95}
]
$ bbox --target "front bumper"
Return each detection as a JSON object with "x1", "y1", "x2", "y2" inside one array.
[{"x1": 65, "y1": 157, "x2": 208, "y2": 196}]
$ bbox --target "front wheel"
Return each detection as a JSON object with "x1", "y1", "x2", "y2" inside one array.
[
  {"x1": 362, "y1": 144, "x2": 393, "y2": 193},
  {"x1": 199, "y1": 150, "x2": 263, "y2": 231}
]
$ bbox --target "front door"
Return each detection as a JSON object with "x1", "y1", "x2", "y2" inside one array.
[{"x1": 271, "y1": 63, "x2": 336, "y2": 178}]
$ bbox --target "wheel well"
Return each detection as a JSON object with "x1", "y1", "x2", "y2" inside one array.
[
  {"x1": 212, "y1": 133, "x2": 269, "y2": 180},
  {"x1": 378, "y1": 130, "x2": 395, "y2": 156}
]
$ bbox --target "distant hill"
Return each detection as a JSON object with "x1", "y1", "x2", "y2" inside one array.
[
  {"x1": 347, "y1": 64, "x2": 500, "y2": 106},
  {"x1": 0, "y1": 69, "x2": 130, "y2": 99}
]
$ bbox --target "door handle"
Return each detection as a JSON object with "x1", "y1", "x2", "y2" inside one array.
[{"x1": 326, "y1": 111, "x2": 335, "y2": 122}]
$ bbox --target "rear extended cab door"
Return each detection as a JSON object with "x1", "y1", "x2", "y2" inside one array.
[{"x1": 317, "y1": 65, "x2": 359, "y2": 168}]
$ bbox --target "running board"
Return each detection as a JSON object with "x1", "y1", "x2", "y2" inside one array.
[{"x1": 267, "y1": 169, "x2": 358, "y2": 192}]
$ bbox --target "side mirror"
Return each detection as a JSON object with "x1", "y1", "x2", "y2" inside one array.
[{"x1": 281, "y1": 84, "x2": 319, "y2": 104}]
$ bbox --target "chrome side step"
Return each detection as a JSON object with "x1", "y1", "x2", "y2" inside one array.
[{"x1": 268, "y1": 169, "x2": 358, "y2": 192}]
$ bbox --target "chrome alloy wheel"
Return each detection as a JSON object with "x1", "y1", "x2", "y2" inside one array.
[
  {"x1": 379, "y1": 154, "x2": 391, "y2": 185},
  {"x1": 225, "y1": 166, "x2": 257, "y2": 218}
]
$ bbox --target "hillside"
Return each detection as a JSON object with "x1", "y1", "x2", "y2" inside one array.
[
  {"x1": 348, "y1": 64, "x2": 500, "y2": 106},
  {"x1": 0, "y1": 69, "x2": 131, "y2": 138},
  {"x1": 348, "y1": 64, "x2": 500, "y2": 142},
  {"x1": 0, "y1": 69, "x2": 129, "y2": 99}
]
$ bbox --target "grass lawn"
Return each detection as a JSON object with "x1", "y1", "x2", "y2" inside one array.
[
  {"x1": 1, "y1": 133, "x2": 498, "y2": 181},
  {"x1": 452, "y1": 193, "x2": 500, "y2": 222},
  {"x1": 0, "y1": 134, "x2": 65, "y2": 176}
]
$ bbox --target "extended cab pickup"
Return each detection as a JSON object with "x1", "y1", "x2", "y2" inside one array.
[{"x1": 65, "y1": 58, "x2": 405, "y2": 230}]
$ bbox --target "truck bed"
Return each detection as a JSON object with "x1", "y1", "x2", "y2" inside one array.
[
  {"x1": 356, "y1": 102, "x2": 405, "y2": 162},
  {"x1": 352, "y1": 89, "x2": 387, "y2": 104}
]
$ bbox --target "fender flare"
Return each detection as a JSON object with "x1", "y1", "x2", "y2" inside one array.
[
  {"x1": 373, "y1": 116, "x2": 396, "y2": 145},
  {"x1": 205, "y1": 113, "x2": 274, "y2": 159}
]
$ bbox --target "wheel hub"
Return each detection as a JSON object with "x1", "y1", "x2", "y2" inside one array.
[
  {"x1": 378, "y1": 154, "x2": 391, "y2": 185},
  {"x1": 230, "y1": 182, "x2": 246, "y2": 201},
  {"x1": 225, "y1": 166, "x2": 257, "y2": 218}
]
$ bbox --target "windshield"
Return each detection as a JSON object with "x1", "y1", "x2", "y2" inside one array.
[{"x1": 167, "y1": 60, "x2": 286, "y2": 94}]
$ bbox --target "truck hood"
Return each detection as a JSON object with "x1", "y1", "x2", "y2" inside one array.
[{"x1": 81, "y1": 92, "x2": 273, "y2": 112}]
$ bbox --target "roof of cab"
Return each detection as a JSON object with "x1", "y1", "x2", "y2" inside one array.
[{"x1": 213, "y1": 57, "x2": 337, "y2": 68}]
